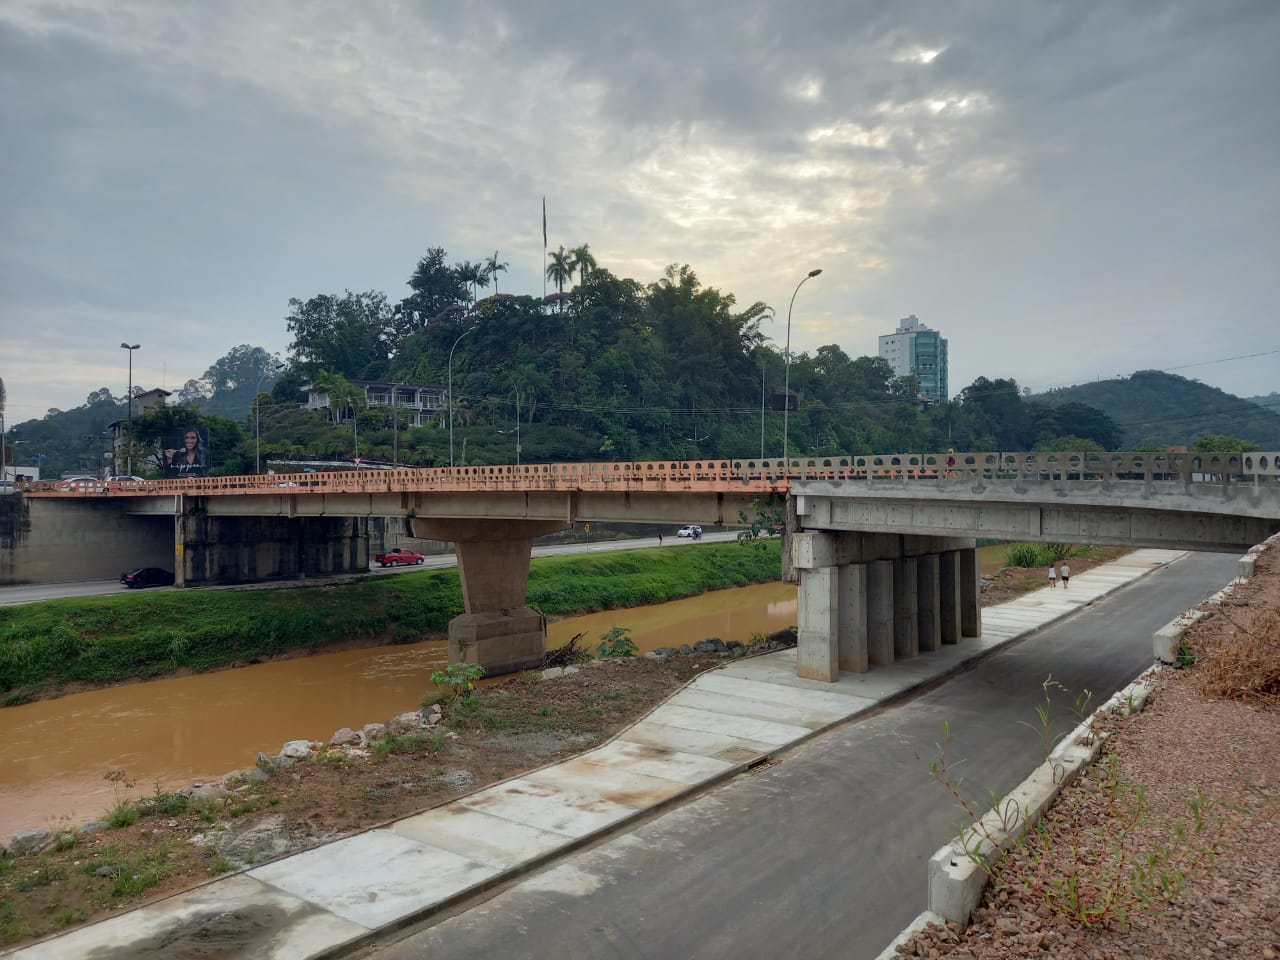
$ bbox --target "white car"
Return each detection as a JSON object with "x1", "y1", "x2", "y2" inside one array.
[{"x1": 676, "y1": 525, "x2": 703, "y2": 539}]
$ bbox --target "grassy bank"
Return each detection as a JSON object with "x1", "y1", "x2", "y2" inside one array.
[{"x1": 0, "y1": 541, "x2": 781, "y2": 703}]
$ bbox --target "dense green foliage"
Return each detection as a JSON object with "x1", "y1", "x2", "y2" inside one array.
[
  {"x1": 10, "y1": 245, "x2": 1146, "y2": 475},
  {"x1": 0, "y1": 542, "x2": 781, "y2": 699},
  {"x1": 1035, "y1": 370, "x2": 1280, "y2": 449}
]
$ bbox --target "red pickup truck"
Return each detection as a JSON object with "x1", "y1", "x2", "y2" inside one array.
[{"x1": 375, "y1": 548, "x2": 426, "y2": 567}]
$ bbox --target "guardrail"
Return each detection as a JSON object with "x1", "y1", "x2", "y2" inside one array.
[{"x1": 18, "y1": 450, "x2": 1280, "y2": 498}]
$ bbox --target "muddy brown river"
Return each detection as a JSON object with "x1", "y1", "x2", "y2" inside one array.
[{"x1": 0, "y1": 582, "x2": 796, "y2": 833}]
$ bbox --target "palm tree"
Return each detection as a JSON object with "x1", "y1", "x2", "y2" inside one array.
[
  {"x1": 455, "y1": 261, "x2": 488, "y2": 304},
  {"x1": 545, "y1": 246, "x2": 574, "y2": 312},
  {"x1": 570, "y1": 244, "x2": 597, "y2": 284},
  {"x1": 484, "y1": 251, "x2": 509, "y2": 294}
]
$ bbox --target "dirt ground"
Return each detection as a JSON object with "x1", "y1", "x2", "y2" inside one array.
[{"x1": 899, "y1": 543, "x2": 1280, "y2": 959}]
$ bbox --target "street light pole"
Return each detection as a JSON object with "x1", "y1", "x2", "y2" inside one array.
[
  {"x1": 782, "y1": 269, "x2": 821, "y2": 467},
  {"x1": 254, "y1": 361, "x2": 283, "y2": 474},
  {"x1": 448, "y1": 327, "x2": 474, "y2": 468},
  {"x1": 120, "y1": 342, "x2": 140, "y2": 475}
]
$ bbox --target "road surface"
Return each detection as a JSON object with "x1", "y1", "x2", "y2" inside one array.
[{"x1": 362, "y1": 551, "x2": 1239, "y2": 960}]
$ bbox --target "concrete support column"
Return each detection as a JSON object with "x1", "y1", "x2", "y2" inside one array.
[
  {"x1": 839, "y1": 563, "x2": 869, "y2": 673},
  {"x1": 867, "y1": 559, "x2": 895, "y2": 666},
  {"x1": 938, "y1": 550, "x2": 961, "y2": 645},
  {"x1": 413, "y1": 517, "x2": 570, "y2": 676},
  {"x1": 960, "y1": 545, "x2": 982, "y2": 638},
  {"x1": 917, "y1": 553, "x2": 941, "y2": 653},
  {"x1": 893, "y1": 556, "x2": 919, "y2": 659},
  {"x1": 797, "y1": 566, "x2": 840, "y2": 682}
]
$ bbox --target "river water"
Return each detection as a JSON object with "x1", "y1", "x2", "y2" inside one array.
[{"x1": 0, "y1": 581, "x2": 796, "y2": 833}]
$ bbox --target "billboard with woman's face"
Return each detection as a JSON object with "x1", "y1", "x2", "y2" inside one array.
[{"x1": 164, "y1": 427, "x2": 209, "y2": 477}]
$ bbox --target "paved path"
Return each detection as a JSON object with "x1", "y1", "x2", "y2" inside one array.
[{"x1": 6, "y1": 549, "x2": 1188, "y2": 959}]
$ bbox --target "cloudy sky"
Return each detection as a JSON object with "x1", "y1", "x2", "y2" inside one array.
[{"x1": 2, "y1": 0, "x2": 1277, "y2": 425}]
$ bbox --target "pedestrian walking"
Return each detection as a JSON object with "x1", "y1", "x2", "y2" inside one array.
[
  {"x1": 658, "y1": 532, "x2": 663, "y2": 546},
  {"x1": 1060, "y1": 562, "x2": 1070, "y2": 589},
  {"x1": 1048, "y1": 564, "x2": 1058, "y2": 588}
]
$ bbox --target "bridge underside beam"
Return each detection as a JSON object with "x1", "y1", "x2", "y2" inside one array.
[
  {"x1": 793, "y1": 490, "x2": 1280, "y2": 553},
  {"x1": 793, "y1": 532, "x2": 980, "y2": 682},
  {"x1": 174, "y1": 490, "x2": 767, "y2": 529}
]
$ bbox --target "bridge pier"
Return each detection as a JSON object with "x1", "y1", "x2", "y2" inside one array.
[
  {"x1": 410, "y1": 517, "x2": 571, "y2": 676},
  {"x1": 794, "y1": 533, "x2": 981, "y2": 682},
  {"x1": 175, "y1": 507, "x2": 369, "y2": 586}
]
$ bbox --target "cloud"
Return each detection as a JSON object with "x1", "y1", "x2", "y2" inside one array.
[{"x1": 1, "y1": 0, "x2": 1277, "y2": 424}]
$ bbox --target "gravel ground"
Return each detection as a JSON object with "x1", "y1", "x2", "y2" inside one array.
[{"x1": 899, "y1": 546, "x2": 1280, "y2": 959}]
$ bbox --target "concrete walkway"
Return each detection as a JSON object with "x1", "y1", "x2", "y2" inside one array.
[{"x1": 6, "y1": 549, "x2": 1184, "y2": 960}]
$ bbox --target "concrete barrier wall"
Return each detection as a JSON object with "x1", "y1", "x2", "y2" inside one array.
[{"x1": 0, "y1": 496, "x2": 174, "y2": 584}]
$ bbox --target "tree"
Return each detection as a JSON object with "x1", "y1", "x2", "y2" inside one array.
[
  {"x1": 402, "y1": 247, "x2": 469, "y2": 329},
  {"x1": 546, "y1": 246, "x2": 574, "y2": 308},
  {"x1": 1191, "y1": 434, "x2": 1258, "y2": 452},
  {"x1": 1034, "y1": 435, "x2": 1105, "y2": 453},
  {"x1": 570, "y1": 244, "x2": 597, "y2": 283},
  {"x1": 484, "y1": 251, "x2": 509, "y2": 294},
  {"x1": 455, "y1": 260, "x2": 489, "y2": 304},
  {"x1": 286, "y1": 291, "x2": 396, "y2": 380}
]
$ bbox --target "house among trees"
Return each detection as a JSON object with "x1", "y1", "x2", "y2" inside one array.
[
  {"x1": 304, "y1": 381, "x2": 447, "y2": 428},
  {"x1": 107, "y1": 387, "x2": 172, "y2": 471}
]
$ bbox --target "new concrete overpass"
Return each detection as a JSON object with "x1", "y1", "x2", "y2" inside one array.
[{"x1": 7, "y1": 450, "x2": 1279, "y2": 680}]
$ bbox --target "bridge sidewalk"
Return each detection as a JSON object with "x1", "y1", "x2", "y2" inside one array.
[{"x1": 6, "y1": 549, "x2": 1185, "y2": 960}]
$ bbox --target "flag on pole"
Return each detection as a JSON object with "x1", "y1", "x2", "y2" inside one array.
[{"x1": 542, "y1": 196, "x2": 547, "y2": 249}]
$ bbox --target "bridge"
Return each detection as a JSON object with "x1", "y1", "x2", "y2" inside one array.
[{"x1": 7, "y1": 450, "x2": 1279, "y2": 680}]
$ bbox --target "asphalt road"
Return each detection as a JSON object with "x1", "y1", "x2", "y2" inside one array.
[
  {"x1": 0, "y1": 531, "x2": 743, "y2": 606},
  {"x1": 361, "y1": 550, "x2": 1240, "y2": 960}
]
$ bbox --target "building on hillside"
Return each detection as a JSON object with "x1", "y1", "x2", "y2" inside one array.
[
  {"x1": 107, "y1": 387, "x2": 173, "y2": 475},
  {"x1": 304, "y1": 381, "x2": 447, "y2": 428},
  {"x1": 878, "y1": 315, "x2": 948, "y2": 401}
]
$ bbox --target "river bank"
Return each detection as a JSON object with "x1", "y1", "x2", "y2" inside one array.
[{"x1": 0, "y1": 541, "x2": 782, "y2": 707}]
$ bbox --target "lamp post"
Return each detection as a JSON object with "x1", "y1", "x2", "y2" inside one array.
[
  {"x1": 120, "y1": 342, "x2": 140, "y2": 474},
  {"x1": 448, "y1": 327, "x2": 474, "y2": 468},
  {"x1": 782, "y1": 269, "x2": 821, "y2": 467},
  {"x1": 254, "y1": 361, "x2": 284, "y2": 474}
]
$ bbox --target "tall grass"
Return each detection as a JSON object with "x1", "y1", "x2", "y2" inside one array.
[
  {"x1": 0, "y1": 541, "x2": 781, "y2": 698},
  {"x1": 1003, "y1": 542, "x2": 1077, "y2": 568}
]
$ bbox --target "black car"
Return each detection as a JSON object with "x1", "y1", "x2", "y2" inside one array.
[{"x1": 121, "y1": 567, "x2": 175, "y2": 589}]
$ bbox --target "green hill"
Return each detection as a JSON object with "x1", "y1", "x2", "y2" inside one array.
[{"x1": 1034, "y1": 371, "x2": 1280, "y2": 449}]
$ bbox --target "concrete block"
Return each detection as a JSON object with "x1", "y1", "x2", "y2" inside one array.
[
  {"x1": 1152, "y1": 609, "x2": 1209, "y2": 664},
  {"x1": 448, "y1": 606, "x2": 546, "y2": 676}
]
